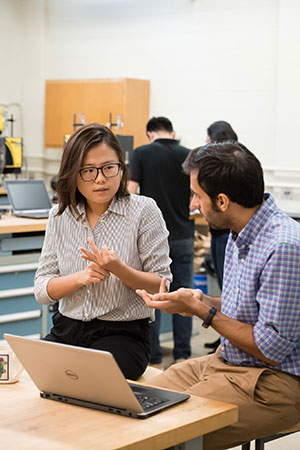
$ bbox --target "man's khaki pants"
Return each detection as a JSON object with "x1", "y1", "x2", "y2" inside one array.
[{"x1": 148, "y1": 349, "x2": 300, "y2": 450}]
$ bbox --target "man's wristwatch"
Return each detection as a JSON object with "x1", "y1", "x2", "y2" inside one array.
[{"x1": 202, "y1": 307, "x2": 217, "y2": 328}]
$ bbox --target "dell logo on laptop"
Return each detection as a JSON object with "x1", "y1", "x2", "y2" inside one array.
[{"x1": 65, "y1": 370, "x2": 79, "y2": 380}]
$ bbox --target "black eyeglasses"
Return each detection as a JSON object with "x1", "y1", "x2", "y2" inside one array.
[{"x1": 79, "y1": 163, "x2": 121, "y2": 182}]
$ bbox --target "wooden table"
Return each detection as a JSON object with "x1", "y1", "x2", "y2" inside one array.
[
  {"x1": 0, "y1": 211, "x2": 207, "y2": 234},
  {"x1": 0, "y1": 213, "x2": 48, "y2": 234},
  {"x1": 1, "y1": 372, "x2": 238, "y2": 450}
]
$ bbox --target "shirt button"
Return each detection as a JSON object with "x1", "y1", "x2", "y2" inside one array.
[
  {"x1": 221, "y1": 346, "x2": 225, "y2": 351},
  {"x1": 87, "y1": 289, "x2": 90, "y2": 295}
]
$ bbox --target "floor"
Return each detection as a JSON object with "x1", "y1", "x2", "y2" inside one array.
[{"x1": 159, "y1": 317, "x2": 299, "y2": 450}]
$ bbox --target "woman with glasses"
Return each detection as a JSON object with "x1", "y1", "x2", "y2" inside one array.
[{"x1": 34, "y1": 123, "x2": 172, "y2": 380}]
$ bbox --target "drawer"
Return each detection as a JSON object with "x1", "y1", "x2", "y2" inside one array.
[
  {"x1": 0, "y1": 304, "x2": 55, "y2": 340},
  {"x1": 0, "y1": 235, "x2": 44, "y2": 252},
  {"x1": 0, "y1": 292, "x2": 39, "y2": 315},
  {"x1": 0, "y1": 263, "x2": 38, "y2": 289},
  {"x1": 0, "y1": 194, "x2": 9, "y2": 205},
  {"x1": 0, "y1": 270, "x2": 36, "y2": 290},
  {"x1": 0, "y1": 316, "x2": 42, "y2": 339}
]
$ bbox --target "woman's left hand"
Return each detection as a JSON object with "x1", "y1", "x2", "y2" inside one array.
[{"x1": 80, "y1": 238, "x2": 120, "y2": 273}]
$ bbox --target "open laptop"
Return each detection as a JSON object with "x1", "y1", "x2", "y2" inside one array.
[
  {"x1": 4, "y1": 334, "x2": 190, "y2": 419},
  {"x1": 5, "y1": 179, "x2": 52, "y2": 218}
]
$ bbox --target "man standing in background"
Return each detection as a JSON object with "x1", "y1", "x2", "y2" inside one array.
[{"x1": 128, "y1": 117, "x2": 194, "y2": 369}]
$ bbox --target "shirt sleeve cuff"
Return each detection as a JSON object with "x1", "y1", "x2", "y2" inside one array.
[
  {"x1": 253, "y1": 321, "x2": 293, "y2": 362},
  {"x1": 34, "y1": 277, "x2": 57, "y2": 305}
]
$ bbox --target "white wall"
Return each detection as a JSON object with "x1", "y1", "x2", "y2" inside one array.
[
  {"x1": 20, "y1": 0, "x2": 45, "y2": 162},
  {"x1": 0, "y1": 0, "x2": 46, "y2": 177},
  {"x1": 275, "y1": 0, "x2": 300, "y2": 168},
  {"x1": 1, "y1": 0, "x2": 300, "y2": 179},
  {"x1": 44, "y1": 0, "x2": 279, "y2": 165},
  {"x1": 0, "y1": 0, "x2": 24, "y2": 137}
]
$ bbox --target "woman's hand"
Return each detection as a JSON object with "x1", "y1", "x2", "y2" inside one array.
[
  {"x1": 79, "y1": 261, "x2": 110, "y2": 286},
  {"x1": 46, "y1": 261, "x2": 110, "y2": 300},
  {"x1": 80, "y1": 238, "x2": 121, "y2": 273}
]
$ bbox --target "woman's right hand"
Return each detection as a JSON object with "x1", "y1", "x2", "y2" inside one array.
[
  {"x1": 47, "y1": 263, "x2": 110, "y2": 300},
  {"x1": 79, "y1": 262, "x2": 110, "y2": 286}
]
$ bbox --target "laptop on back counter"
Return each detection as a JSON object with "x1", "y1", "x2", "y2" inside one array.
[
  {"x1": 5, "y1": 179, "x2": 52, "y2": 218},
  {"x1": 4, "y1": 334, "x2": 190, "y2": 419}
]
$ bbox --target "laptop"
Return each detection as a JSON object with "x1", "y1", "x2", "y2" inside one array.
[
  {"x1": 4, "y1": 334, "x2": 190, "y2": 419},
  {"x1": 5, "y1": 179, "x2": 52, "y2": 218}
]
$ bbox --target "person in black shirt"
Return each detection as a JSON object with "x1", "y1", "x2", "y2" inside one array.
[{"x1": 128, "y1": 117, "x2": 194, "y2": 368}]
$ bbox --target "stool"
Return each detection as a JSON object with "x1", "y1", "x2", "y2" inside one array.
[
  {"x1": 241, "y1": 421, "x2": 300, "y2": 449},
  {"x1": 137, "y1": 365, "x2": 163, "y2": 383}
]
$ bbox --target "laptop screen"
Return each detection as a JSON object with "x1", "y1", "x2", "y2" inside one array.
[{"x1": 5, "y1": 179, "x2": 52, "y2": 211}]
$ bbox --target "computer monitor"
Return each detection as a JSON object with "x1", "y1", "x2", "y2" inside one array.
[{"x1": 116, "y1": 135, "x2": 134, "y2": 165}]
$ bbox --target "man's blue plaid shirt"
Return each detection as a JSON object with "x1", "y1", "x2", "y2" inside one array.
[{"x1": 221, "y1": 193, "x2": 300, "y2": 376}]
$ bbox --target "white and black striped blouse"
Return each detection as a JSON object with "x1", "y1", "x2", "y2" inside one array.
[{"x1": 34, "y1": 194, "x2": 172, "y2": 322}]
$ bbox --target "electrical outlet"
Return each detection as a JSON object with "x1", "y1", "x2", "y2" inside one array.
[{"x1": 281, "y1": 189, "x2": 293, "y2": 200}]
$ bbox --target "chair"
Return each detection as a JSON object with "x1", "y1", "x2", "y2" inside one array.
[
  {"x1": 137, "y1": 365, "x2": 163, "y2": 383},
  {"x1": 241, "y1": 421, "x2": 300, "y2": 449}
]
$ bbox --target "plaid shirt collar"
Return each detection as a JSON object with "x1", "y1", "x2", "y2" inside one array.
[{"x1": 231, "y1": 193, "x2": 277, "y2": 251}]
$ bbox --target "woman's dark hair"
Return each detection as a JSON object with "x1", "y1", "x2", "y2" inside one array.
[
  {"x1": 56, "y1": 122, "x2": 129, "y2": 217},
  {"x1": 207, "y1": 121, "x2": 238, "y2": 142},
  {"x1": 182, "y1": 141, "x2": 264, "y2": 208}
]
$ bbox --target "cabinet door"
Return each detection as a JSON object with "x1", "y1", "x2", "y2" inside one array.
[
  {"x1": 45, "y1": 79, "x2": 123, "y2": 147},
  {"x1": 44, "y1": 78, "x2": 150, "y2": 148}
]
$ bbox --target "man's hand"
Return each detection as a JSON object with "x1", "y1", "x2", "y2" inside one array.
[
  {"x1": 80, "y1": 238, "x2": 121, "y2": 273},
  {"x1": 136, "y1": 278, "x2": 204, "y2": 317}
]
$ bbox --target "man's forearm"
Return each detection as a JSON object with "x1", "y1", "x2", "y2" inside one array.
[{"x1": 201, "y1": 307, "x2": 279, "y2": 366}]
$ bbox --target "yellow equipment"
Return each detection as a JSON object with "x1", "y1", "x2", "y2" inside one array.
[
  {"x1": 0, "y1": 109, "x2": 5, "y2": 133},
  {"x1": 0, "y1": 137, "x2": 23, "y2": 173},
  {"x1": 64, "y1": 134, "x2": 71, "y2": 144}
]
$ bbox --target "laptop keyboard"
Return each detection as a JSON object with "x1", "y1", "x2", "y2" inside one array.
[{"x1": 134, "y1": 392, "x2": 165, "y2": 410}]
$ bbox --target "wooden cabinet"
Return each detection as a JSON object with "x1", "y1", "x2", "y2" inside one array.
[{"x1": 44, "y1": 78, "x2": 150, "y2": 148}]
